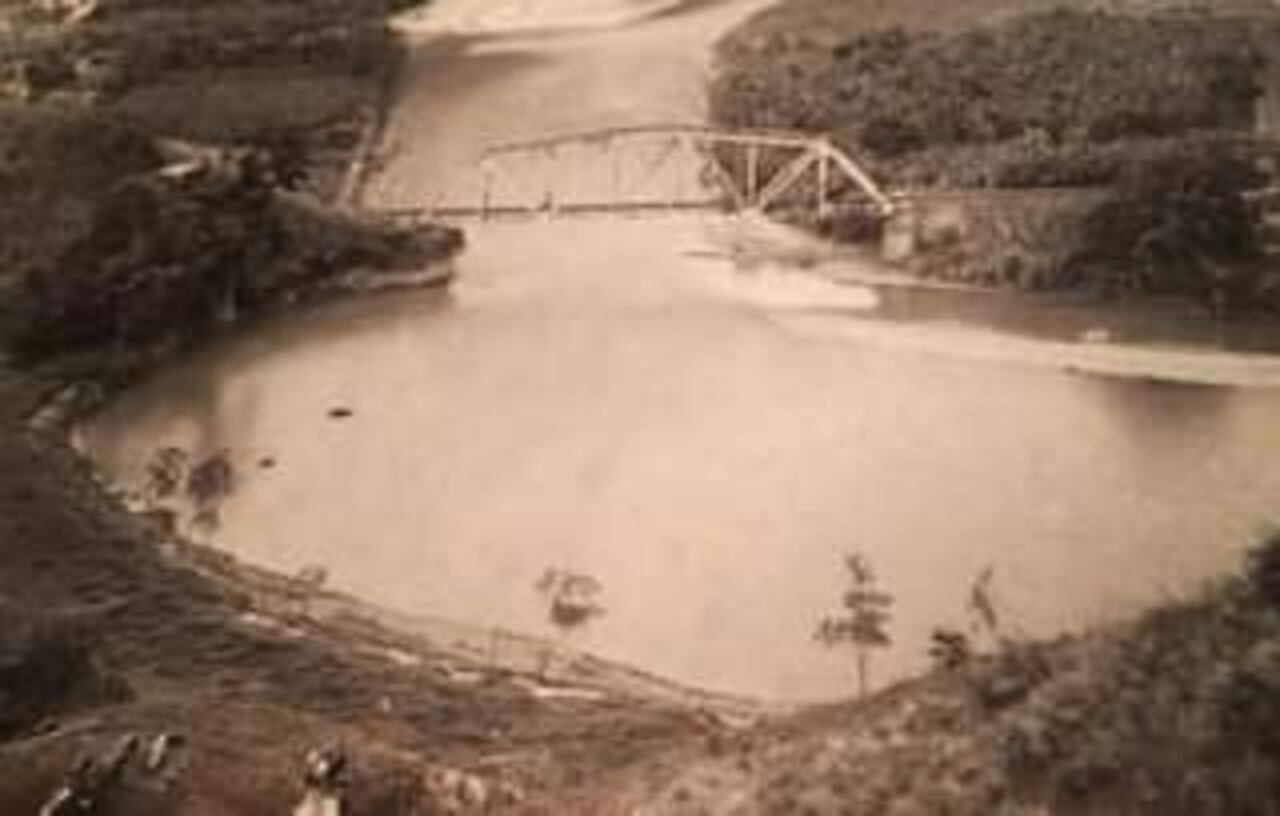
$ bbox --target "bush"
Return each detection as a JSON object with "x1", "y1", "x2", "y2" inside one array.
[
  {"x1": 0, "y1": 610, "x2": 129, "y2": 738},
  {"x1": 1246, "y1": 532, "x2": 1280, "y2": 606},
  {"x1": 14, "y1": 149, "x2": 461, "y2": 359},
  {"x1": 15, "y1": 154, "x2": 285, "y2": 357},
  {"x1": 1069, "y1": 147, "x2": 1262, "y2": 303}
]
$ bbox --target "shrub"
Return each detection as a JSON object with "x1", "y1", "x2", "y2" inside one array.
[
  {"x1": 1069, "y1": 147, "x2": 1262, "y2": 303},
  {"x1": 15, "y1": 156, "x2": 284, "y2": 357},
  {"x1": 1246, "y1": 531, "x2": 1280, "y2": 606},
  {"x1": 0, "y1": 610, "x2": 129, "y2": 738}
]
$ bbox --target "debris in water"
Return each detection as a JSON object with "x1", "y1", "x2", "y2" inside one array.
[
  {"x1": 328, "y1": 407, "x2": 354, "y2": 419},
  {"x1": 257, "y1": 456, "x2": 277, "y2": 470}
]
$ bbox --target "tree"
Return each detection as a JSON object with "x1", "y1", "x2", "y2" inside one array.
[
  {"x1": 929, "y1": 564, "x2": 1001, "y2": 672},
  {"x1": 534, "y1": 568, "x2": 605, "y2": 680},
  {"x1": 1072, "y1": 148, "x2": 1262, "y2": 310},
  {"x1": 142, "y1": 446, "x2": 189, "y2": 508},
  {"x1": 815, "y1": 552, "x2": 893, "y2": 697},
  {"x1": 819, "y1": 552, "x2": 890, "y2": 700},
  {"x1": 16, "y1": 147, "x2": 286, "y2": 357},
  {"x1": 968, "y1": 565, "x2": 1000, "y2": 642},
  {"x1": 185, "y1": 449, "x2": 234, "y2": 535}
]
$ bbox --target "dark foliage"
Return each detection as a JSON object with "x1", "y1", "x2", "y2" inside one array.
[
  {"x1": 712, "y1": 8, "x2": 1272, "y2": 188},
  {"x1": 15, "y1": 156, "x2": 284, "y2": 357},
  {"x1": 1069, "y1": 147, "x2": 1263, "y2": 301},
  {"x1": 0, "y1": 611, "x2": 128, "y2": 738},
  {"x1": 1246, "y1": 531, "x2": 1280, "y2": 606}
]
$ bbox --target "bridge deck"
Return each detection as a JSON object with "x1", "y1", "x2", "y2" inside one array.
[{"x1": 426, "y1": 200, "x2": 728, "y2": 220}]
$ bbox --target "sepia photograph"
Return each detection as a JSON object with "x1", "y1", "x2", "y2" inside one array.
[{"x1": 1, "y1": 0, "x2": 1279, "y2": 812}]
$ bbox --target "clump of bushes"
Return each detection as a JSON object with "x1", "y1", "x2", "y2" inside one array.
[
  {"x1": 1067, "y1": 146, "x2": 1263, "y2": 305},
  {"x1": 1246, "y1": 530, "x2": 1280, "y2": 607},
  {"x1": 2, "y1": 0, "x2": 405, "y2": 102},
  {"x1": 13, "y1": 146, "x2": 459, "y2": 360},
  {"x1": 982, "y1": 533, "x2": 1280, "y2": 815},
  {"x1": 0, "y1": 608, "x2": 130, "y2": 738},
  {"x1": 15, "y1": 152, "x2": 283, "y2": 357},
  {"x1": 712, "y1": 7, "x2": 1272, "y2": 188}
]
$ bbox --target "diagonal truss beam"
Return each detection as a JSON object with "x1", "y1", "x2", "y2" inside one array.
[{"x1": 752, "y1": 147, "x2": 820, "y2": 213}]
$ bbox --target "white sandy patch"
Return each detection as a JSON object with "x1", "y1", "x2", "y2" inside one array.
[
  {"x1": 779, "y1": 313, "x2": 1280, "y2": 388},
  {"x1": 693, "y1": 263, "x2": 882, "y2": 312},
  {"x1": 393, "y1": 0, "x2": 682, "y2": 35}
]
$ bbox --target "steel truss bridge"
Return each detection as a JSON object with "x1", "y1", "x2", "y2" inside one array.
[{"x1": 405, "y1": 124, "x2": 894, "y2": 222}]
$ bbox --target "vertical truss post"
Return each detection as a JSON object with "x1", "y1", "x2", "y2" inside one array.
[
  {"x1": 746, "y1": 143, "x2": 760, "y2": 208},
  {"x1": 817, "y1": 140, "x2": 831, "y2": 221}
]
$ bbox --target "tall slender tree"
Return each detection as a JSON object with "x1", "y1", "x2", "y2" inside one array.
[{"x1": 815, "y1": 552, "x2": 893, "y2": 697}]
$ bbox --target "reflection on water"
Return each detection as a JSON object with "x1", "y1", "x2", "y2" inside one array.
[{"x1": 81, "y1": 219, "x2": 1280, "y2": 700}]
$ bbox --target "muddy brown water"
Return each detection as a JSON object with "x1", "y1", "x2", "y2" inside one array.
[{"x1": 82, "y1": 0, "x2": 1280, "y2": 700}]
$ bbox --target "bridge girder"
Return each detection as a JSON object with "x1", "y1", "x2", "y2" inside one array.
[{"x1": 434, "y1": 124, "x2": 894, "y2": 220}]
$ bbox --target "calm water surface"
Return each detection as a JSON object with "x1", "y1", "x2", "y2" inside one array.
[{"x1": 82, "y1": 0, "x2": 1280, "y2": 700}]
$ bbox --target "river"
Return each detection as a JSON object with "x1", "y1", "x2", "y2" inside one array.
[{"x1": 81, "y1": 0, "x2": 1280, "y2": 701}]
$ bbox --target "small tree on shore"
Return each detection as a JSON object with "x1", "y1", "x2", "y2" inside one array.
[
  {"x1": 142, "y1": 446, "x2": 189, "y2": 508},
  {"x1": 534, "y1": 568, "x2": 605, "y2": 680},
  {"x1": 928, "y1": 564, "x2": 1003, "y2": 672},
  {"x1": 185, "y1": 449, "x2": 235, "y2": 535},
  {"x1": 815, "y1": 552, "x2": 893, "y2": 697}
]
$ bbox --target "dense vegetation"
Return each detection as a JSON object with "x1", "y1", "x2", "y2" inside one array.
[
  {"x1": 712, "y1": 7, "x2": 1274, "y2": 188},
  {"x1": 1069, "y1": 148, "x2": 1265, "y2": 305},
  {"x1": 13, "y1": 147, "x2": 460, "y2": 359},
  {"x1": 0, "y1": 0, "x2": 458, "y2": 357},
  {"x1": 711, "y1": 3, "x2": 1280, "y2": 308}
]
